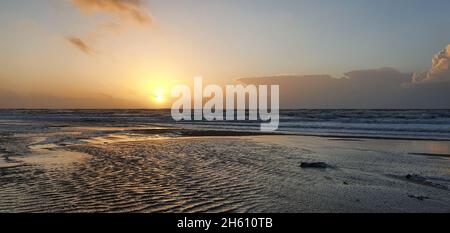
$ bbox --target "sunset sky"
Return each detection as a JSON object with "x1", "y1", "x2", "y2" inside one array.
[{"x1": 1, "y1": 0, "x2": 449, "y2": 108}]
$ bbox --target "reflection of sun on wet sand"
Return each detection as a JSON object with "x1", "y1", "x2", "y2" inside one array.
[{"x1": 1, "y1": 123, "x2": 450, "y2": 213}]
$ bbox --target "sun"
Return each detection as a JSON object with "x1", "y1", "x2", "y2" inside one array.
[
  {"x1": 154, "y1": 94, "x2": 165, "y2": 104},
  {"x1": 151, "y1": 86, "x2": 168, "y2": 105},
  {"x1": 137, "y1": 76, "x2": 180, "y2": 106}
]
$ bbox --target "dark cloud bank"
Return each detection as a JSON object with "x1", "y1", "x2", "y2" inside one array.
[
  {"x1": 0, "y1": 90, "x2": 142, "y2": 109},
  {"x1": 239, "y1": 45, "x2": 450, "y2": 109}
]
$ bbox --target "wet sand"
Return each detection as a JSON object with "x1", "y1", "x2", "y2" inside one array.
[{"x1": 0, "y1": 126, "x2": 450, "y2": 213}]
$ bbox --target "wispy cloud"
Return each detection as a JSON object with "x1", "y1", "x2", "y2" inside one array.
[
  {"x1": 65, "y1": 0, "x2": 153, "y2": 56},
  {"x1": 66, "y1": 36, "x2": 94, "y2": 55},
  {"x1": 71, "y1": 0, "x2": 152, "y2": 25}
]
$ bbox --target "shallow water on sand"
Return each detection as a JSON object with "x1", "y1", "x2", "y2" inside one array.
[
  {"x1": 0, "y1": 135, "x2": 300, "y2": 212},
  {"x1": 1, "y1": 123, "x2": 450, "y2": 213}
]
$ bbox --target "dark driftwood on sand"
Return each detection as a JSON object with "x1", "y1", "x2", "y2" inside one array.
[{"x1": 299, "y1": 162, "x2": 330, "y2": 169}]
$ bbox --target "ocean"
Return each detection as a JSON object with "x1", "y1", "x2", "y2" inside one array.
[{"x1": 1, "y1": 109, "x2": 450, "y2": 140}]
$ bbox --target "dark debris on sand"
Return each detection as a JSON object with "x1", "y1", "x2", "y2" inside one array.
[
  {"x1": 408, "y1": 194, "x2": 430, "y2": 201},
  {"x1": 299, "y1": 162, "x2": 330, "y2": 169}
]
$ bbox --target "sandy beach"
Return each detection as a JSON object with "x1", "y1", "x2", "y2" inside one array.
[{"x1": 1, "y1": 120, "x2": 449, "y2": 213}]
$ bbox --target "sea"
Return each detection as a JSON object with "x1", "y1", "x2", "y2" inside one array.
[{"x1": 1, "y1": 109, "x2": 450, "y2": 140}]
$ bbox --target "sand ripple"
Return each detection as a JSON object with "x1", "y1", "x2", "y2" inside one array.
[{"x1": 0, "y1": 138, "x2": 303, "y2": 213}]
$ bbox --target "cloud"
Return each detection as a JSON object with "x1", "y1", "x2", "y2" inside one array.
[
  {"x1": 238, "y1": 66, "x2": 450, "y2": 109},
  {"x1": 413, "y1": 44, "x2": 450, "y2": 83},
  {"x1": 66, "y1": 36, "x2": 94, "y2": 55},
  {"x1": 238, "y1": 45, "x2": 450, "y2": 109},
  {"x1": 0, "y1": 88, "x2": 143, "y2": 109},
  {"x1": 65, "y1": 0, "x2": 153, "y2": 56},
  {"x1": 344, "y1": 67, "x2": 410, "y2": 84},
  {"x1": 71, "y1": 0, "x2": 152, "y2": 25}
]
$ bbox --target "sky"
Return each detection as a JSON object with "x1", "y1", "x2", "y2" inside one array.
[{"x1": 0, "y1": 0, "x2": 449, "y2": 108}]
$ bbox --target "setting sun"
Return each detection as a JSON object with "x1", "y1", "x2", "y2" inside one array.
[
  {"x1": 151, "y1": 86, "x2": 168, "y2": 105},
  {"x1": 153, "y1": 94, "x2": 166, "y2": 104},
  {"x1": 136, "y1": 77, "x2": 174, "y2": 107}
]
